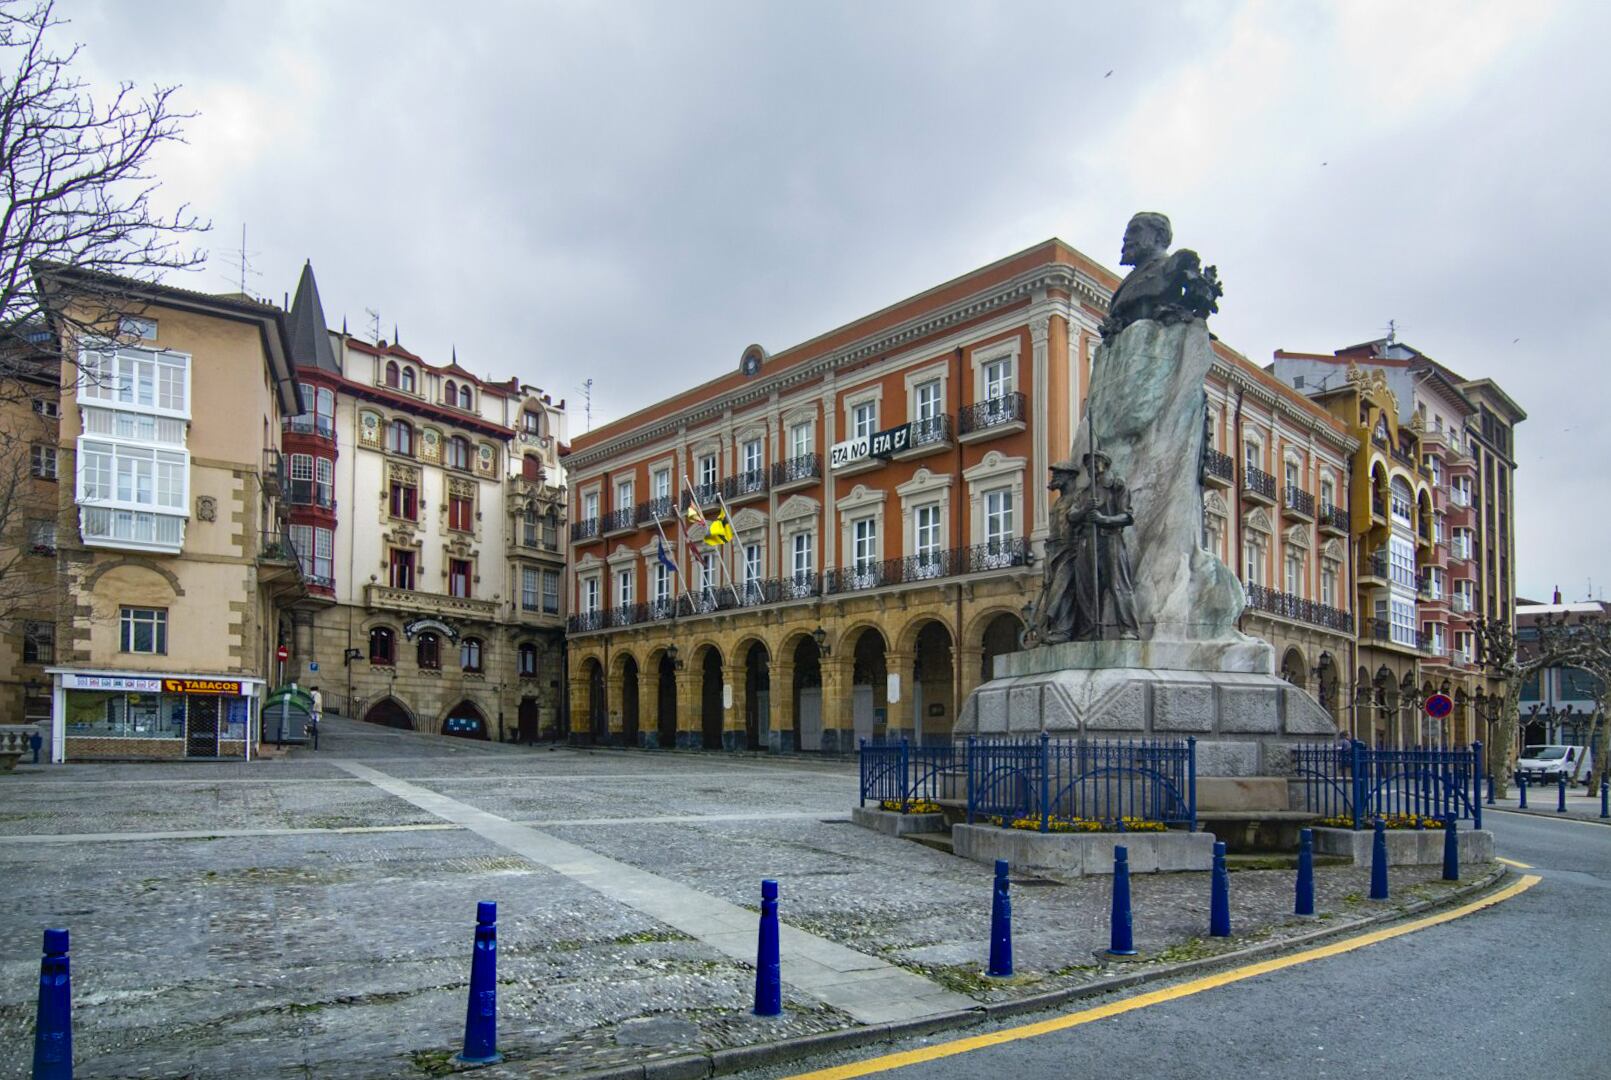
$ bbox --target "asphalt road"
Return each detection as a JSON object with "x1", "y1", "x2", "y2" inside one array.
[{"x1": 746, "y1": 813, "x2": 1611, "y2": 1080}]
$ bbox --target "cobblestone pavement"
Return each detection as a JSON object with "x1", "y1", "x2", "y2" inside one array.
[{"x1": 0, "y1": 718, "x2": 1493, "y2": 1079}]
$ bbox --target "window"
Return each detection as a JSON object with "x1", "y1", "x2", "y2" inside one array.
[
  {"x1": 387, "y1": 420, "x2": 413, "y2": 456},
  {"x1": 400, "y1": 367, "x2": 416, "y2": 393},
  {"x1": 445, "y1": 380, "x2": 457, "y2": 405},
  {"x1": 370, "y1": 626, "x2": 396, "y2": 664},
  {"x1": 522, "y1": 455, "x2": 542, "y2": 482},
  {"x1": 1390, "y1": 477, "x2": 1413, "y2": 523},
  {"x1": 543, "y1": 570, "x2": 560, "y2": 613},
  {"x1": 698, "y1": 454, "x2": 717, "y2": 488},
  {"x1": 316, "y1": 458, "x2": 334, "y2": 506},
  {"x1": 1320, "y1": 478, "x2": 1335, "y2": 508},
  {"x1": 1243, "y1": 440, "x2": 1262, "y2": 475},
  {"x1": 446, "y1": 436, "x2": 471, "y2": 470},
  {"x1": 915, "y1": 504, "x2": 942, "y2": 563},
  {"x1": 522, "y1": 410, "x2": 543, "y2": 436},
  {"x1": 1389, "y1": 536, "x2": 1416, "y2": 589},
  {"x1": 789, "y1": 422, "x2": 813, "y2": 459},
  {"x1": 119, "y1": 315, "x2": 158, "y2": 340},
  {"x1": 460, "y1": 637, "x2": 483, "y2": 673},
  {"x1": 1284, "y1": 550, "x2": 1305, "y2": 596},
  {"x1": 982, "y1": 357, "x2": 1013, "y2": 401},
  {"x1": 1243, "y1": 537, "x2": 1265, "y2": 586},
  {"x1": 985, "y1": 489, "x2": 1014, "y2": 550},
  {"x1": 915, "y1": 379, "x2": 942, "y2": 422},
  {"x1": 852, "y1": 401, "x2": 877, "y2": 439},
  {"x1": 1452, "y1": 478, "x2": 1472, "y2": 507},
  {"x1": 698, "y1": 553, "x2": 717, "y2": 603},
  {"x1": 32, "y1": 398, "x2": 59, "y2": 419},
  {"x1": 853, "y1": 517, "x2": 878, "y2": 575},
  {"x1": 389, "y1": 549, "x2": 416, "y2": 590},
  {"x1": 1426, "y1": 568, "x2": 1444, "y2": 600},
  {"x1": 23, "y1": 621, "x2": 54, "y2": 664},
  {"x1": 652, "y1": 468, "x2": 671, "y2": 500},
  {"x1": 449, "y1": 558, "x2": 473, "y2": 598},
  {"x1": 28, "y1": 519, "x2": 56, "y2": 554},
  {"x1": 1321, "y1": 564, "x2": 1338, "y2": 608},
  {"x1": 522, "y1": 566, "x2": 540, "y2": 611},
  {"x1": 743, "y1": 543, "x2": 762, "y2": 598},
  {"x1": 582, "y1": 490, "x2": 599, "y2": 522},
  {"x1": 79, "y1": 347, "x2": 187, "y2": 414},
  {"x1": 290, "y1": 452, "x2": 314, "y2": 492},
  {"x1": 519, "y1": 509, "x2": 539, "y2": 547},
  {"x1": 448, "y1": 490, "x2": 474, "y2": 532},
  {"x1": 653, "y1": 561, "x2": 672, "y2": 607},
  {"x1": 1391, "y1": 598, "x2": 1416, "y2": 647},
  {"x1": 416, "y1": 632, "x2": 440, "y2": 670},
  {"x1": 459, "y1": 385, "x2": 472, "y2": 410},
  {"x1": 582, "y1": 575, "x2": 600, "y2": 614},
  {"x1": 616, "y1": 567, "x2": 634, "y2": 607},
  {"x1": 615, "y1": 478, "x2": 634, "y2": 511},
  {"x1": 1430, "y1": 458, "x2": 1444, "y2": 486},
  {"x1": 31, "y1": 444, "x2": 57, "y2": 479},
  {"x1": 79, "y1": 442, "x2": 185, "y2": 508},
  {"x1": 518, "y1": 642, "x2": 538, "y2": 676},
  {"x1": 388, "y1": 477, "x2": 418, "y2": 520},
  {"x1": 120, "y1": 607, "x2": 167, "y2": 654},
  {"x1": 742, "y1": 438, "x2": 763, "y2": 478},
  {"x1": 1284, "y1": 459, "x2": 1300, "y2": 491}
]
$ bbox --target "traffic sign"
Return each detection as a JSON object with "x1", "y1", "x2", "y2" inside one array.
[
  {"x1": 276, "y1": 644, "x2": 290, "y2": 662},
  {"x1": 1425, "y1": 693, "x2": 1453, "y2": 719},
  {"x1": 308, "y1": 661, "x2": 319, "y2": 673}
]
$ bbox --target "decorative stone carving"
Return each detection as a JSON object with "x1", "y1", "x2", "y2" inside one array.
[
  {"x1": 358, "y1": 410, "x2": 382, "y2": 448},
  {"x1": 195, "y1": 495, "x2": 216, "y2": 522}
]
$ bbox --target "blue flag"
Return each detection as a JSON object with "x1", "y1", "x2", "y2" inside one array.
[{"x1": 657, "y1": 538, "x2": 678, "y2": 575}]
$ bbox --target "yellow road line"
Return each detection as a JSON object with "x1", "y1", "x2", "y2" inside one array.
[
  {"x1": 788, "y1": 874, "x2": 1542, "y2": 1080},
  {"x1": 1496, "y1": 856, "x2": 1533, "y2": 869}
]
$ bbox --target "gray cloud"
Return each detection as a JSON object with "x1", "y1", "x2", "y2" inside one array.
[{"x1": 58, "y1": 0, "x2": 1608, "y2": 601}]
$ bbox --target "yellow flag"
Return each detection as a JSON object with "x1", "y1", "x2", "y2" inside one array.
[
  {"x1": 704, "y1": 510, "x2": 734, "y2": 546},
  {"x1": 683, "y1": 501, "x2": 703, "y2": 529}
]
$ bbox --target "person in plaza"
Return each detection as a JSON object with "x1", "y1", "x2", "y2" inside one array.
[
  {"x1": 1069, "y1": 450, "x2": 1140, "y2": 640},
  {"x1": 308, "y1": 685, "x2": 322, "y2": 750},
  {"x1": 1029, "y1": 460, "x2": 1088, "y2": 644}
]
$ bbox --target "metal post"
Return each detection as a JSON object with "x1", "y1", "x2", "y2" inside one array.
[
  {"x1": 1351, "y1": 740, "x2": 1365, "y2": 832},
  {"x1": 1442, "y1": 814, "x2": 1459, "y2": 882},
  {"x1": 1472, "y1": 740, "x2": 1484, "y2": 830},
  {"x1": 1039, "y1": 732, "x2": 1050, "y2": 834},
  {"x1": 1517, "y1": 773, "x2": 1527, "y2": 810},
  {"x1": 966, "y1": 736, "x2": 977, "y2": 825},
  {"x1": 754, "y1": 880, "x2": 782, "y2": 1017},
  {"x1": 1209, "y1": 841, "x2": 1231, "y2": 937},
  {"x1": 858, "y1": 738, "x2": 867, "y2": 807},
  {"x1": 455, "y1": 901, "x2": 501, "y2": 1065},
  {"x1": 1295, "y1": 828, "x2": 1316, "y2": 917},
  {"x1": 1602, "y1": 777, "x2": 1609, "y2": 820},
  {"x1": 1187, "y1": 736, "x2": 1198, "y2": 833},
  {"x1": 1558, "y1": 773, "x2": 1568, "y2": 814},
  {"x1": 1107, "y1": 845, "x2": 1136, "y2": 956},
  {"x1": 32, "y1": 928, "x2": 71, "y2": 1080},
  {"x1": 900, "y1": 737, "x2": 910, "y2": 811},
  {"x1": 988, "y1": 860, "x2": 1013, "y2": 978},
  {"x1": 1369, "y1": 818, "x2": 1389, "y2": 901},
  {"x1": 1486, "y1": 772, "x2": 1495, "y2": 805}
]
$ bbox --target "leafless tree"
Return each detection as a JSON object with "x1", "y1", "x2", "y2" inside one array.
[{"x1": 1, "y1": 0, "x2": 207, "y2": 400}]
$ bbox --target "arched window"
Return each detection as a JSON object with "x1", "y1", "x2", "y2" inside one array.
[
  {"x1": 400, "y1": 366, "x2": 416, "y2": 393},
  {"x1": 459, "y1": 385, "x2": 472, "y2": 410},
  {"x1": 387, "y1": 419, "x2": 413, "y2": 456},
  {"x1": 522, "y1": 454, "x2": 542, "y2": 481},
  {"x1": 518, "y1": 642, "x2": 537, "y2": 677},
  {"x1": 447, "y1": 435, "x2": 471, "y2": 470},
  {"x1": 522, "y1": 410, "x2": 543, "y2": 436},
  {"x1": 1390, "y1": 476, "x2": 1414, "y2": 523},
  {"x1": 369, "y1": 626, "x2": 395, "y2": 665},
  {"x1": 460, "y1": 636, "x2": 483, "y2": 673},
  {"x1": 445, "y1": 380, "x2": 457, "y2": 406},
  {"x1": 384, "y1": 361, "x2": 400, "y2": 387},
  {"x1": 416, "y1": 632, "x2": 440, "y2": 670}
]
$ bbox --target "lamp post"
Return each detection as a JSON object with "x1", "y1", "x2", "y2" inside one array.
[
  {"x1": 811, "y1": 626, "x2": 832, "y2": 658},
  {"x1": 343, "y1": 647, "x2": 364, "y2": 720}
]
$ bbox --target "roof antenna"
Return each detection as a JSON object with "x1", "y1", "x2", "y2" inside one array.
[
  {"x1": 232, "y1": 223, "x2": 262, "y2": 298},
  {"x1": 582, "y1": 377, "x2": 594, "y2": 431},
  {"x1": 365, "y1": 308, "x2": 381, "y2": 345}
]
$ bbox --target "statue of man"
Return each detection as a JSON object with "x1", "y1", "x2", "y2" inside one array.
[
  {"x1": 1099, "y1": 211, "x2": 1222, "y2": 342},
  {"x1": 1069, "y1": 451, "x2": 1141, "y2": 639},
  {"x1": 1028, "y1": 460, "x2": 1086, "y2": 644}
]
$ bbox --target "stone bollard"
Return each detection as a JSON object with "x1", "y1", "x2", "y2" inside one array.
[
  {"x1": 1442, "y1": 815, "x2": 1459, "y2": 882},
  {"x1": 987, "y1": 860, "x2": 1013, "y2": 978},
  {"x1": 1107, "y1": 846, "x2": 1136, "y2": 956},
  {"x1": 754, "y1": 880, "x2": 782, "y2": 1017},
  {"x1": 1209, "y1": 841, "x2": 1231, "y2": 937},
  {"x1": 455, "y1": 901, "x2": 502, "y2": 1066},
  {"x1": 1369, "y1": 818, "x2": 1389, "y2": 901},
  {"x1": 33, "y1": 928, "x2": 72, "y2": 1080},
  {"x1": 1295, "y1": 828, "x2": 1316, "y2": 917}
]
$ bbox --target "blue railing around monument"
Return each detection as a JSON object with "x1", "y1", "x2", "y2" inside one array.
[
  {"x1": 858, "y1": 739, "x2": 959, "y2": 808},
  {"x1": 966, "y1": 734, "x2": 1196, "y2": 832},
  {"x1": 1293, "y1": 740, "x2": 1484, "y2": 830}
]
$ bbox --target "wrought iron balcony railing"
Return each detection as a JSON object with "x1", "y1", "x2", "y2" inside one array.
[
  {"x1": 636, "y1": 496, "x2": 675, "y2": 524},
  {"x1": 572, "y1": 517, "x2": 600, "y2": 541},
  {"x1": 1202, "y1": 448, "x2": 1233, "y2": 483},
  {"x1": 1243, "y1": 466, "x2": 1276, "y2": 500},
  {"x1": 601, "y1": 508, "x2": 635, "y2": 534},
  {"x1": 724, "y1": 469, "x2": 769, "y2": 501},
  {"x1": 771, "y1": 453, "x2": 822, "y2": 488},
  {"x1": 1283, "y1": 485, "x2": 1315, "y2": 517},
  {"x1": 1243, "y1": 584, "x2": 1354, "y2": 633},
  {"x1": 1319, "y1": 502, "x2": 1350, "y2": 532},
  {"x1": 907, "y1": 414, "x2": 953, "y2": 449},
  {"x1": 958, "y1": 392, "x2": 1026, "y2": 436}
]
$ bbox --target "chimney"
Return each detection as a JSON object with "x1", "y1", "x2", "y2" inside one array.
[{"x1": 1553, "y1": 585, "x2": 1562, "y2": 604}]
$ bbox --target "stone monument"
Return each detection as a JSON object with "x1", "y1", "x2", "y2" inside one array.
[{"x1": 959, "y1": 212, "x2": 1337, "y2": 779}]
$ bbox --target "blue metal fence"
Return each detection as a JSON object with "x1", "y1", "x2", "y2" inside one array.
[
  {"x1": 1294, "y1": 740, "x2": 1484, "y2": 830},
  {"x1": 858, "y1": 739, "x2": 959, "y2": 808},
  {"x1": 966, "y1": 734, "x2": 1196, "y2": 832}
]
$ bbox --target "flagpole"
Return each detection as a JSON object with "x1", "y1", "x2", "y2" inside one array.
[
  {"x1": 652, "y1": 513, "x2": 692, "y2": 612},
  {"x1": 714, "y1": 487, "x2": 746, "y2": 605}
]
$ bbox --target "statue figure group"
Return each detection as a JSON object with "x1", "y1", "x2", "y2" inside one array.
[{"x1": 1030, "y1": 452, "x2": 1140, "y2": 643}]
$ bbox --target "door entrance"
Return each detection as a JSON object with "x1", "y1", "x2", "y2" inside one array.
[
  {"x1": 518, "y1": 697, "x2": 540, "y2": 743},
  {"x1": 186, "y1": 697, "x2": 220, "y2": 758}
]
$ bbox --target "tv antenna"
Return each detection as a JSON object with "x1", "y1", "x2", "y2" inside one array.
[
  {"x1": 364, "y1": 308, "x2": 382, "y2": 345},
  {"x1": 232, "y1": 224, "x2": 262, "y2": 298},
  {"x1": 581, "y1": 378, "x2": 594, "y2": 431}
]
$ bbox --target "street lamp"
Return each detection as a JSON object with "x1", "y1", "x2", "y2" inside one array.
[
  {"x1": 665, "y1": 643, "x2": 684, "y2": 671},
  {"x1": 812, "y1": 626, "x2": 832, "y2": 657}
]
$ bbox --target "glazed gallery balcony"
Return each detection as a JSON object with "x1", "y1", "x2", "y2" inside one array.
[{"x1": 566, "y1": 539, "x2": 1031, "y2": 634}]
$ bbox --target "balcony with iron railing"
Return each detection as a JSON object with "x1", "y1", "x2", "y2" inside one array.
[
  {"x1": 364, "y1": 582, "x2": 499, "y2": 620},
  {"x1": 1242, "y1": 466, "x2": 1276, "y2": 504},
  {"x1": 825, "y1": 540, "x2": 1030, "y2": 596},
  {"x1": 1243, "y1": 584, "x2": 1353, "y2": 633},
  {"x1": 958, "y1": 392, "x2": 1026, "y2": 440},
  {"x1": 601, "y1": 507, "x2": 636, "y2": 536},
  {"x1": 572, "y1": 517, "x2": 600, "y2": 542},
  {"x1": 771, "y1": 453, "x2": 822, "y2": 492},
  {"x1": 724, "y1": 469, "x2": 769, "y2": 503},
  {"x1": 1319, "y1": 502, "x2": 1350, "y2": 534},
  {"x1": 899, "y1": 414, "x2": 954, "y2": 457},
  {"x1": 262, "y1": 449, "x2": 285, "y2": 497},
  {"x1": 635, "y1": 496, "x2": 676, "y2": 525},
  {"x1": 282, "y1": 414, "x2": 336, "y2": 441},
  {"x1": 689, "y1": 480, "x2": 722, "y2": 507},
  {"x1": 1361, "y1": 548, "x2": 1389, "y2": 582},
  {"x1": 1202, "y1": 449, "x2": 1233, "y2": 486},
  {"x1": 1282, "y1": 484, "x2": 1315, "y2": 519},
  {"x1": 1390, "y1": 446, "x2": 1417, "y2": 471}
]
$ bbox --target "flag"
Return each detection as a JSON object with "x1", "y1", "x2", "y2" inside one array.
[
  {"x1": 657, "y1": 539, "x2": 678, "y2": 575},
  {"x1": 704, "y1": 509, "x2": 734, "y2": 547},
  {"x1": 683, "y1": 501, "x2": 703, "y2": 528}
]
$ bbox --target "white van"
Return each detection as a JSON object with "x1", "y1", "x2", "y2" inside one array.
[{"x1": 1517, "y1": 744, "x2": 1593, "y2": 786}]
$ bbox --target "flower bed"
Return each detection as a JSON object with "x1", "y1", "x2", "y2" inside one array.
[
  {"x1": 880, "y1": 799, "x2": 943, "y2": 814},
  {"x1": 1315, "y1": 813, "x2": 1448, "y2": 831},
  {"x1": 986, "y1": 815, "x2": 1168, "y2": 833}
]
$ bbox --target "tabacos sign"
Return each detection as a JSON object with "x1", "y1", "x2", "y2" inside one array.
[
  {"x1": 162, "y1": 677, "x2": 244, "y2": 696},
  {"x1": 829, "y1": 423, "x2": 911, "y2": 469}
]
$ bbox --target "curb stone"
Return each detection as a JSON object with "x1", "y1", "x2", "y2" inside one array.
[
  {"x1": 559, "y1": 863, "x2": 1509, "y2": 1080},
  {"x1": 1487, "y1": 806, "x2": 1611, "y2": 828}
]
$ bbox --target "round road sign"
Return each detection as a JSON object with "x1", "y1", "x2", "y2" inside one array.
[
  {"x1": 276, "y1": 645, "x2": 290, "y2": 662},
  {"x1": 1425, "y1": 692, "x2": 1453, "y2": 719}
]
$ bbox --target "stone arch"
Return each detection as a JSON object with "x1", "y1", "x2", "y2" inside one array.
[
  {"x1": 969, "y1": 608, "x2": 1026, "y2": 683},
  {"x1": 645, "y1": 645, "x2": 679, "y2": 750},
  {"x1": 83, "y1": 556, "x2": 185, "y2": 596},
  {"x1": 363, "y1": 695, "x2": 415, "y2": 731},
  {"x1": 788, "y1": 632, "x2": 825, "y2": 753},
  {"x1": 1280, "y1": 646, "x2": 1306, "y2": 688},
  {"x1": 906, "y1": 618, "x2": 955, "y2": 744},
  {"x1": 619, "y1": 653, "x2": 641, "y2": 748},
  {"x1": 739, "y1": 638, "x2": 772, "y2": 751},
  {"x1": 697, "y1": 643, "x2": 725, "y2": 750},
  {"x1": 686, "y1": 637, "x2": 726, "y2": 671},
  {"x1": 849, "y1": 625, "x2": 889, "y2": 744},
  {"x1": 580, "y1": 655, "x2": 606, "y2": 744},
  {"x1": 439, "y1": 699, "x2": 489, "y2": 740}
]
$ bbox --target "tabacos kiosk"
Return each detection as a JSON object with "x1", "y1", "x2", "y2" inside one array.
[{"x1": 44, "y1": 669, "x2": 267, "y2": 763}]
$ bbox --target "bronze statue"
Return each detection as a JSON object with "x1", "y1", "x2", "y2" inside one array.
[
  {"x1": 1069, "y1": 451, "x2": 1140, "y2": 639},
  {"x1": 1099, "y1": 212, "x2": 1223, "y2": 343},
  {"x1": 1028, "y1": 460, "x2": 1087, "y2": 645}
]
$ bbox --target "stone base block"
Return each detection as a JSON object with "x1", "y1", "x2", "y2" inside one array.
[
  {"x1": 996, "y1": 639, "x2": 1275, "y2": 677},
  {"x1": 851, "y1": 807, "x2": 948, "y2": 837},
  {"x1": 1310, "y1": 826, "x2": 1495, "y2": 866},
  {"x1": 952, "y1": 823, "x2": 1217, "y2": 876},
  {"x1": 1196, "y1": 777, "x2": 1290, "y2": 812}
]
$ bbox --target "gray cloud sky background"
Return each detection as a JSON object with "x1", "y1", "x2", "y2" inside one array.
[{"x1": 58, "y1": 0, "x2": 1610, "y2": 602}]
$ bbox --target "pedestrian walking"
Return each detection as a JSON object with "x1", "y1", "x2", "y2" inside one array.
[{"x1": 308, "y1": 686, "x2": 322, "y2": 750}]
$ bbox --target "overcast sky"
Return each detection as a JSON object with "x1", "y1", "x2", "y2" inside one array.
[{"x1": 58, "y1": 0, "x2": 1609, "y2": 602}]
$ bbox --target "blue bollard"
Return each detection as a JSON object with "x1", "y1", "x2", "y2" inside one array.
[
  {"x1": 754, "y1": 879, "x2": 782, "y2": 1017},
  {"x1": 1517, "y1": 773, "x2": 1527, "y2": 810},
  {"x1": 1442, "y1": 815, "x2": 1459, "y2": 882},
  {"x1": 1486, "y1": 772, "x2": 1495, "y2": 805},
  {"x1": 1369, "y1": 818, "x2": 1389, "y2": 901},
  {"x1": 987, "y1": 860, "x2": 1013, "y2": 978},
  {"x1": 1107, "y1": 846, "x2": 1136, "y2": 956},
  {"x1": 1209, "y1": 841, "x2": 1231, "y2": 937},
  {"x1": 1295, "y1": 828, "x2": 1316, "y2": 917},
  {"x1": 1601, "y1": 777, "x2": 1609, "y2": 820},
  {"x1": 455, "y1": 901, "x2": 502, "y2": 1065},
  {"x1": 1558, "y1": 774, "x2": 1568, "y2": 814},
  {"x1": 33, "y1": 928, "x2": 71, "y2": 1080}
]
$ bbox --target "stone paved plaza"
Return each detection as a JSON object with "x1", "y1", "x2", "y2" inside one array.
[{"x1": 1, "y1": 719, "x2": 1485, "y2": 1079}]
